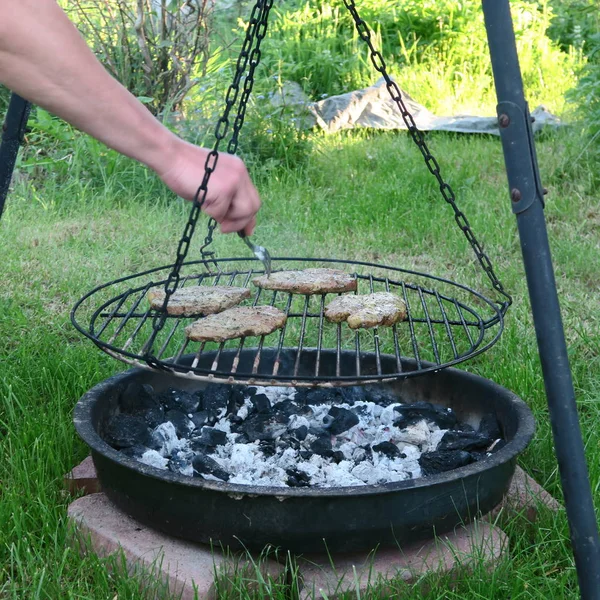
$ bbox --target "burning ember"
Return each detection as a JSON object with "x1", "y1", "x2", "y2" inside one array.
[{"x1": 104, "y1": 383, "x2": 504, "y2": 488}]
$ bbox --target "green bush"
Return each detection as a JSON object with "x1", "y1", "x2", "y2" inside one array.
[
  {"x1": 548, "y1": 1, "x2": 600, "y2": 136},
  {"x1": 245, "y1": 0, "x2": 581, "y2": 115}
]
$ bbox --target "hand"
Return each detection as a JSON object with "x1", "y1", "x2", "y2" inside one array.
[{"x1": 155, "y1": 138, "x2": 260, "y2": 236}]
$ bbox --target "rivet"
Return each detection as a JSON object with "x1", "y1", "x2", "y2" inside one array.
[
  {"x1": 530, "y1": 116, "x2": 536, "y2": 123},
  {"x1": 511, "y1": 188, "x2": 522, "y2": 202},
  {"x1": 499, "y1": 114, "x2": 510, "y2": 128}
]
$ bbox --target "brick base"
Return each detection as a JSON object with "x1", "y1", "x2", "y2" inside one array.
[{"x1": 65, "y1": 458, "x2": 560, "y2": 599}]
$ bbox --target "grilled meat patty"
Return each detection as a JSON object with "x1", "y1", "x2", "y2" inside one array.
[
  {"x1": 185, "y1": 306, "x2": 287, "y2": 342},
  {"x1": 325, "y1": 292, "x2": 407, "y2": 329},
  {"x1": 252, "y1": 268, "x2": 357, "y2": 295},
  {"x1": 148, "y1": 285, "x2": 251, "y2": 317}
]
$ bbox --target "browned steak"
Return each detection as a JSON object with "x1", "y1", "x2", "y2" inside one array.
[
  {"x1": 325, "y1": 292, "x2": 407, "y2": 329},
  {"x1": 252, "y1": 268, "x2": 357, "y2": 295},
  {"x1": 185, "y1": 306, "x2": 287, "y2": 342},
  {"x1": 148, "y1": 285, "x2": 251, "y2": 317}
]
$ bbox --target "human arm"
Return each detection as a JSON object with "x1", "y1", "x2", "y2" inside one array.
[{"x1": 0, "y1": 0, "x2": 259, "y2": 234}]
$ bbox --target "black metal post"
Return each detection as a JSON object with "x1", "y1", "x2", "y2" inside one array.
[
  {"x1": 0, "y1": 92, "x2": 31, "y2": 220},
  {"x1": 482, "y1": 1, "x2": 600, "y2": 597}
]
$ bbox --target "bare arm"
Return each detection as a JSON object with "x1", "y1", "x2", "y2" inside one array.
[{"x1": 0, "y1": 0, "x2": 259, "y2": 234}]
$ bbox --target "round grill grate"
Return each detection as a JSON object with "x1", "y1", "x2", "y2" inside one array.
[{"x1": 71, "y1": 257, "x2": 504, "y2": 387}]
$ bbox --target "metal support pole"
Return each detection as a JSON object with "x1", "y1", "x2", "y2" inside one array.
[
  {"x1": 482, "y1": 1, "x2": 600, "y2": 597},
  {"x1": 0, "y1": 93, "x2": 31, "y2": 220}
]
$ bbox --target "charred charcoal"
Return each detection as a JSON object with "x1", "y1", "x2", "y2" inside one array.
[
  {"x1": 393, "y1": 402, "x2": 457, "y2": 429},
  {"x1": 149, "y1": 422, "x2": 180, "y2": 456},
  {"x1": 229, "y1": 386, "x2": 246, "y2": 409},
  {"x1": 120, "y1": 444, "x2": 148, "y2": 459},
  {"x1": 437, "y1": 430, "x2": 492, "y2": 452},
  {"x1": 158, "y1": 388, "x2": 200, "y2": 414},
  {"x1": 192, "y1": 453, "x2": 229, "y2": 481},
  {"x1": 144, "y1": 407, "x2": 165, "y2": 428},
  {"x1": 372, "y1": 441, "x2": 405, "y2": 459},
  {"x1": 273, "y1": 399, "x2": 299, "y2": 422},
  {"x1": 326, "y1": 406, "x2": 359, "y2": 435},
  {"x1": 295, "y1": 388, "x2": 340, "y2": 407},
  {"x1": 365, "y1": 386, "x2": 399, "y2": 406},
  {"x1": 259, "y1": 439, "x2": 277, "y2": 457},
  {"x1": 478, "y1": 413, "x2": 502, "y2": 441},
  {"x1": 291, "y1": 425, "x2": 308, "y2": 441},
  {"x1": 190, "y1": 411, "x2": 209, "y2": 430},
  {"x1": 165, "y1": 410, "x2": 195, "y2": 438},
  {"x1": 310, "y1": 434, "x2": 333, "y2": 457},
  {"x1": 240, "y1": 414, "x2": 268, "y2": 442},
  {"x1": 278, "y1": 434, "x2": 300, "y2": 451},
  {"x1": 201, "y1": 385, "x2": 232, "y2": 417},
  {"x1": 419, "y1": 450, "x2": 474, "y2": 475},
  {"x1": 337, "y1": 386, "x2": 368, "y2": 405},
  {"x1": 309, "y1": 425, "x2": 327, "y2": 436},
  {"x1": 251, "y1": 393, "x2": 271, "y2": 414},
  {"x1": 332, "y1": 451, "x2": 345, "y2": 463},
  {"x1": 299, "y1": 450, "x2": 312, "y2": 460},
  {"x1": 192, "y1": 426, "x2": 227, "y2": 448},
  {"x1": 121, "y1": 382, "x2": 158, "y2": 414},
  {"x1": 361, "y1": 444, "x2": 374, "y2": 461},
  {"x1": 286, "y1": 468, "x2": 311, "y2": 487},
  {"x1": 169, "y1": 451, "x2": 193, "y2": 476},
  {"x1": 105, "y1": 414, "x2": 149, "y2": 449}
]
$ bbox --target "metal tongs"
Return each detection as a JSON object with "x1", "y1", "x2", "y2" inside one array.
[{"x1": 238, "y1": 232, "x2": 272, "y2": 277}]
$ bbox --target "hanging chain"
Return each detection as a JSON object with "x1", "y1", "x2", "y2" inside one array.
[
  {"x1": 342, "y1": 0, "x2": 512, "y2": 312},
  {"x1": 145, "y1": 0, "x2": 271, "y2": 362}
]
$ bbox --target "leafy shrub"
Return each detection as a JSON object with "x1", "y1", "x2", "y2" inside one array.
[
  {"x1": 63, "y1": 0, "x2": 216, "y2": 116},
  {"x1": 548, "y1": 1, "x2": 600, "y2": 136}
]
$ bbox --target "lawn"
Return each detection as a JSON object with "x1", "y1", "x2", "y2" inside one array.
[{"x1": 1, "y1": 116, "x2": 599, "y2": 597}]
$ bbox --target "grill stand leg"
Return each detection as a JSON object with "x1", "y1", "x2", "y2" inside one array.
[
  {"x1": 482, "y1": 1, "x2": 600, "y2": 597},
  {"x1": 0, "y1": 93, "x2": 31, "y2": 220}
]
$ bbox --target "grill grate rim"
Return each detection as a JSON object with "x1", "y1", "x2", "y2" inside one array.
[{"x1": 72, "y1": 257, "x2": 503, "y2": 387}]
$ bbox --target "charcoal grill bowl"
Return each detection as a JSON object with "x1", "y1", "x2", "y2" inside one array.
[{"x1": 74, "y1": 349, "x2": 535, "y2": 554}]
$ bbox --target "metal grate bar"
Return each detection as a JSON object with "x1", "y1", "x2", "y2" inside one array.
[
  {"x1": 401, "y1": 281, "x2": 422, "y2": 370},
  {"x1": 188, "y1": 341, "x2": 205, "y2": 371},
  {"x1": 436, "y1": 291, "x2": 459, "y2": 359},
  {"x1": 210, "y1": 342, "x2": 226, "y2": 373},
  {"x1": 315, "y1": 295, "x2": 326, "y2": 377},
  {"x1": 95, "y1": 292, "x2": 131, "y2": 338},
  {"x1": 336, "y1": 323, "x2": 342, "y2": 377},
  {"x1": 272, "y1": 293, "x2": 294, "y2": 377},
  {"x1": 293, "y1": 295, "x2": 311, "y2": 378},
  {"x1": 107, "y1": 284, "x2": 152, "y2": 345},
  {"x1": 418, "y1": 287, "x2": 440, "y2": 364},
  {"x1": 251, "y1": 291, "x2": 277, "y2": 375},
  {"x1": 230, "y1": 337, "x2": 245, "y2": 375},
  {"x1": 368, "y1": 275, "x2": 382, "y2": 375},
  {"x1": 385, "y1": 277, "x2": 403, "y2": 373},
  {"x1": 355, "y1": 333, "x2": 361, "y2": 376},
  {"x1": 453, "y1": 298, "x2": 475, "y2": 348}
]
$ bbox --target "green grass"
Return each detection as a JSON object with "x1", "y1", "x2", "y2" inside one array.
[{"x1": 1, "y1": 120, "x2": 599, "y2": 598}]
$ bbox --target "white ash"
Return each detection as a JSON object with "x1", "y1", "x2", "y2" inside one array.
[
  {"x1": 140, "y1": 449, "x2": 169, "y2": 470},
  {"x1": 134, "y1": 386, "x2": 454, "y2": 487},
  {"x1": 223, "y1": 387, "x2": 444, "y2": 487}
]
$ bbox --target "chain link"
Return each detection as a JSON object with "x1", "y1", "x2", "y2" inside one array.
[
  {"x1": 146, "y1": 0, "x2": 271, "y2": 355},
  {"x1": 342, "y1": 0, "x2": 512, "y2": 310}
]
